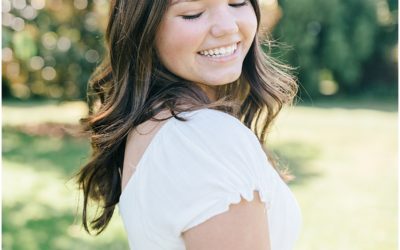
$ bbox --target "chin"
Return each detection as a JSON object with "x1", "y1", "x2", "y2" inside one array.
[
  {"x1": 200, "y1": 79, "x2": 236, "y2": 86},
  {"x1": 203, "y1": 72, "x2": 242, "y2": 85}
]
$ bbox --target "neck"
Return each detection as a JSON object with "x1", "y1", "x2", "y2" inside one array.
[{"x1": 196, "y1": 83, "x2": 217, "y2": 102}]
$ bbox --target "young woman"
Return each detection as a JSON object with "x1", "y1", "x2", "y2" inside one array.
[{"x1": 77, "y1": 0, "x2": 302, "y2": 249}]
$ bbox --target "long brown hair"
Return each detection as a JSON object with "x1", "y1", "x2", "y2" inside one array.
[{"x1": 76, "y1": 0, "x2": 297, "y2": 235}]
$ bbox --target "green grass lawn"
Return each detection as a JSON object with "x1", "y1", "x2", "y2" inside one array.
[
  {"x1": 269, "y1": 102, "x2": 397, "y2": 250},
  {"x1": 2, "y1": 99, "x2": 398, "y2": 250}
]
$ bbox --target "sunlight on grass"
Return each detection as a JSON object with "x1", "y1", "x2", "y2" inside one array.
[
  {"x1": 268, "y1": 104, "x2": 397, "y2": 250},
  {"x1": 3, "y1": 143, "x2": 129, "y2": 250},
  {"x1": 2, "y1": 101, "x2": 88, "y2": 126},
  {"x1": 2, "y1": 100, "x2": 397, "y2": 250}
]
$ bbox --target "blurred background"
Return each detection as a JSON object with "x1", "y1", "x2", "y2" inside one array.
[{"x1": 2, "y1": 0, "x2": 398, "y2": 249}]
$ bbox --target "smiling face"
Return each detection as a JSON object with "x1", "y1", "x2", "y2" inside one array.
[{"x1": 155, "y1": 0, "x2": 257, "y2": 98}]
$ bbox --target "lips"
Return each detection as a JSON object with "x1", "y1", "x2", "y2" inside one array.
[
  {"x1": 197, "y1": 42, "x2": 241, "y2": 63},
  {"x1": 197, "y1": 42, "x2": 240, "y2": 57}
]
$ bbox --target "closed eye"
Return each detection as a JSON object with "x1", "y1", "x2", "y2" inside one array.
[
  {"x1": 181, "y1": 12, "x2": 203, "y2": 20},
  {"x1": 229, "y1": 1, "x2": 249, "y2": 8},
  {"x1": 181, "y1": 1, "x2": 249, "y2": 20}
]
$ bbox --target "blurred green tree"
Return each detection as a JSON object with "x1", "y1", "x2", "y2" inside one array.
[
  {"x1": 273, "y1": 0, "x2": 398, "y2": 97},
  {"x1": 2, "y1": 0, "x2": 108, "y2": 100},
  {"x1": 2, "y1": 0, "x2": 398, "y2": 100}
]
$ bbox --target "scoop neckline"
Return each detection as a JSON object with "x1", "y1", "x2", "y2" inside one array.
[{"x1": 119, "y1": 109, "x2": 206, "y2": 201}]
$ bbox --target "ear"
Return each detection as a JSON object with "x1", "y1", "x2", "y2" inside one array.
[{"x1": 258, "y1": 0, "x2": 282, "y2": 35}]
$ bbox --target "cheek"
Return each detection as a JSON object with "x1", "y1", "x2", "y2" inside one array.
[
  {"x1": 239, "y1": 9, "x2": 258, "y2": 42},
  {"x1": 157, "y1": 20, "x2": 203, "y2": 62}
]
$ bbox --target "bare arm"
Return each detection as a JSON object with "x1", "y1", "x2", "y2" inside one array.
[{"x1": 182, "y1": 191, "x2": 271, "y2": 250}]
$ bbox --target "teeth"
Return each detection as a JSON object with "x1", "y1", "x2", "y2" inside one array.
[{"x1": 199, "y1": 43, "x2": 238, "y2": 57}]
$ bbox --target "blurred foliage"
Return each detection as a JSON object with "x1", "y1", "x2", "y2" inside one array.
[
  {"x1": 2, "y1": 0, "x2": 108, "y2": 100},
  {"x1": 273, "y1": 0, "x2": 398, "y2": 97},
  {"x1": 1, "y1": 0, "x2": 398, "y2": 100}
]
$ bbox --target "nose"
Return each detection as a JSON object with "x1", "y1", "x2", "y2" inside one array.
[{"x1": 210, "y1": 8, "x2": 239, "y2": 37}]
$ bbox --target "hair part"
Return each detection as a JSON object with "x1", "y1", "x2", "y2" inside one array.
[{"x1": 76, "y1": 0, "x2": 297, "y2": 235}]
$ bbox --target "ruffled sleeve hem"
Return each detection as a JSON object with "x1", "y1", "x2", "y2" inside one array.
[{"x1": 181, "y1": 186, "x2": 273, "y2": 233}]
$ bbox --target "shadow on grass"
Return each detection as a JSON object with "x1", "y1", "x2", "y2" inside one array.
[
  {"x1": 3, "y1": 127, "x2": 90, "y2": 177},
  {"x1": 2, "y1": 203, "x2": 128, "y2": 250},
  {"x1": 2, "y1": 128, "x2": 128, "y2": 250},
  {"x1": 269, "y1": 141, "x2": 322, "y2": 187}
]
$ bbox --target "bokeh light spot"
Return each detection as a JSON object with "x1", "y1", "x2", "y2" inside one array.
[
  {"x1": 11, "y1": 82, "x2": 31, "y2": 99},
  {"x1": 2, "y1": 0, "x2": 12, "y2": 13},
  {"x1": 84, "y1": 12, "x2": 98, "y2": 31},
  {"x1": 57, "y1": 36, "x2": 71, "y2": 52},
  {"x1": 73, "y1": 0, "x2": 88, "y2": 10},
  {"x1": 319, "y1": 80, "x2": 339, "y2": 95},
  {"x1": 85, "y1": 49, "x2": 99, "y2": 63},
  {"x1": 12, "y1": 0, "x2": 26, "y2": 10},
  {"x1": 41, "y1": 32, "x2": 58, "y2": 50},
  {"x1": 31, "y1": 0, "x2": 45, "y2": 10},
  {"x1": 20, "y1": 5, "x2": 38, "y2": 20},
  {"x1": 2, "y1": 48, "x2": 14, "y2": 62},
  {"x1": 41, "y1": 66, "x2": 57, "y2": 81},
  {"x1": 12, "y1": 17, "x2": 25, "y2": 31},
  {"x1": 2, "y1": 13, "x2": 14, "y2": 27},
  {"x1": 29, "y1": 56, "x2": 45, "y2": 71},
  {"x1": 377, "y1": 0, "x2": 392, "y2": 26}
]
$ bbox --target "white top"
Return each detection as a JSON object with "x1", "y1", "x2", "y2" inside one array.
[{"x1": 119, "y1": 109, "x2": 302, "y2": 250}]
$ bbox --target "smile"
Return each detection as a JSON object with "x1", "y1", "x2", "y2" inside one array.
[{"x1": 198, "y1": 43, "x2": 238, "y2": 58}]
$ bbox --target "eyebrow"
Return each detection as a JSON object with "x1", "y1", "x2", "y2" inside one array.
[{"x1": 170, "y1": 0, "x2": 199, "y2": 6}]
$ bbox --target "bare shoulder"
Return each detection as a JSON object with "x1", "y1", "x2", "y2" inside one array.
[
  {"x1": 182, "y1": 191, "x2": 271, "y2": 250},
  {"x1": 121, "y1": 109, "x2": 174, "y2": 190},
  {"x1": 134, "y1": 109, "x2": 174, "y2": 134},
  {"x1": 125, "y1": 110, "x2": 173, "y2": 153}
]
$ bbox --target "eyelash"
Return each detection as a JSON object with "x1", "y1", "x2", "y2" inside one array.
[{"x1": 181, "y1": 1, "x2": 249, "y2": 21}]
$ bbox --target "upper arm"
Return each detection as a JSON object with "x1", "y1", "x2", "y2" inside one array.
[{"x1": 182, "y1": 191, "x2": 271, "y2": 250}]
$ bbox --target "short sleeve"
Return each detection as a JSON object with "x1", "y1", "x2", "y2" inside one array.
[{"x1": 137, "y1": 109, "x2": 280, "y2": 238}]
